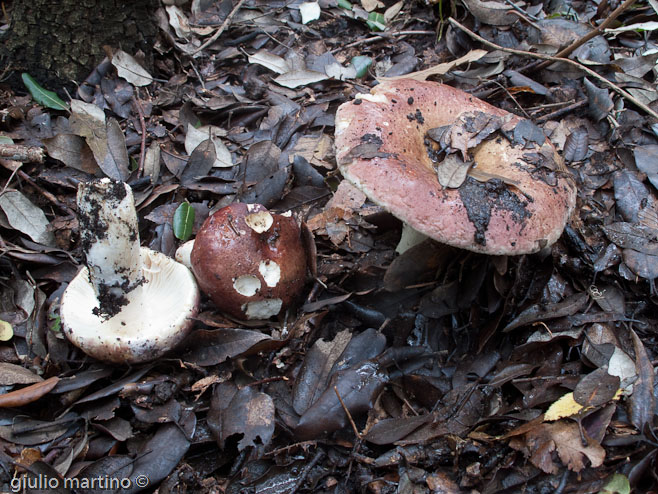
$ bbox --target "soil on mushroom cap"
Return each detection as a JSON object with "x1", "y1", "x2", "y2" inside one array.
[{"x1": 458, "y1": 177, "x2": 532, "y2": 247}]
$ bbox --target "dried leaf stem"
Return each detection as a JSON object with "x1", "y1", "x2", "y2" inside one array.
[
  {"x1": 448, "y1": 17, "x2": 658, "y2": 121},
  {"x1": 536, "y1": 0, "x2": 637, "y2": 69},
  {"x1": 192, "y1": 0, "x2": 247, "y2": 55}
]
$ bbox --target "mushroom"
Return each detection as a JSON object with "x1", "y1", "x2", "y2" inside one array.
[
  {"x1": 60, "y1": 179, "x2": 200, "y2": 364},
  {"x1": 334, "y1": 79, "x2": 577, "y2": 255},
  {"x1": 190, "y1": 203, "x2": 307, "y2": 320}
]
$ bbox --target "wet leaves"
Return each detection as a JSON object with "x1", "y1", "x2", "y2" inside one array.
[{"x1": 3, "y1": 0, "x2": 658, "y2": 491}]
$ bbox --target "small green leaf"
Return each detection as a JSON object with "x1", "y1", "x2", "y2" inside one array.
[
  {"x1": 173, "y1": 201, "x2": 195, "y2": 241},
  {"x1": 337, "y1": 0, "x2": 352, "y2": 9},
  {"x1": 21, "y1": 73, "x2": 68, "y2": 111},
  {"x1": 0, "y1": 136, "x2": 13, "y2": 145},
  {"x1": 366, "y1": 12, "x2": 386, "y2": 31},
  {"x1": 350, "y1": 56, "x2": 373, "y2": 78},
  {"x1": 49, "y1": 315, "x2": 61, "y2": 334},
  {"x1": 599, "y1": 474, "x2": 630, "y2": 494}
]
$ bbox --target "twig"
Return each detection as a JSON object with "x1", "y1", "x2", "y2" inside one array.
[
  {"x1": 536, "y1": 0, "x2": 637, "y2": 70},
  {"x1": 0, "y1": 144, "x2": 45, "y2": 163},
  {"x1": 334, "y1": 386, "x2": 362, "y2": 440},
  {"x1": 448, "y1": 17, "x2": 658, "y2": 121},
  {"x1": 331, "y1": 30, "x2": 436, "y2": 54},
  {"x1": 17, "y1": 170, "x2": 76, "y2": 217},
  {"x1": 192, "y1": 0, "x2": 247, "y2": 55},
  {"x1": 534, "y1": 99, "x2": 588, "y2": 123},
  {"x1": 132, "y1": 91, "x2": 147, "y2": 178},
  {"x1": 289, "y1": 449, "x2": 325, "y2": 492}
]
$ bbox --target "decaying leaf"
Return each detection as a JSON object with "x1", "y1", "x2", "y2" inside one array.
[
  {"x1": 184, "y1": 124, "x2": 232, "y2": 168},
  {"x1": 584, "y1": 78, "x2": 613, "y2": 122},
  {"x1": 221, "y1": 387, "x2": 275, "y2": 450},
  {"x1": 461, "y1": 0, "x2": 520, "y2": 25},
  {"x1": 0, "y1": 190, "x2": 55, "y2": 246},
  {"x1": 436, "y1": 153, "x2": 472, "y2": 188},
  {"x1": 274, "y1": 69, "x2": 328, "y2": 89},
  {"x1": 509, "y1": 421, "x2": 605, "y2": 474},
  {"x1": 112, "y1": 49, "x2": 153, "y2": 86}
]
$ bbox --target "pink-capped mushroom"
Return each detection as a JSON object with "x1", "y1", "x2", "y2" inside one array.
[{"x1": 334, "y1": 79, "x2": 577, "y2": 255}]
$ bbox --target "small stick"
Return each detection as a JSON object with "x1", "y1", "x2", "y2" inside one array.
[
  {"x1": 334, "y1": 385, "x2": 362, "y2": 440},
  {"x1": 0, "y1": 144, "x2": 45, "y2": 163},
  {"x1": 331, "y1": 30, "x2": 436, "y2": 54},
  {"x1": 534, "y1": 99, "x2": 588, "y2": 123},
  {"x1": 17, "y1": 170, "x2": 76, "y2": 217},
  {"x1": 192, "y1": 0, "x2": 247, "y2": 55},
  {"x1": 132, "y1": 91, "x2": 147, "y2": 178},
  {"x1": 448, "y1": 17, "x2": 658, "y2": 121},
  {"x1": 535, "y1": 0, "x2": 637, "y2": 70}
]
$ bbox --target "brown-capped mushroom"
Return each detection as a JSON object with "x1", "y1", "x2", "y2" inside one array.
[
  {"x1": 335, "y1": 79, "x2": 577, "y2": 255},
  {"x1": 60, "y1": 179, "x2": 200, "y2": 364},
  {"x1": 190, "y1": 203, "x2": 307, "y2": 320}
]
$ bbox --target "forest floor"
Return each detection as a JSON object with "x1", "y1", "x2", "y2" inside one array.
[{"x1": 1, "y1": 0, "x2": 658, "y2": 493}]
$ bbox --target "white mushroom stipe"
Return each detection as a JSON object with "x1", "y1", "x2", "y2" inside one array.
[
  {"x1": 61, "y1": 180, "x2": 200, "y2": 364},
  {"x1": 233, "y1": 275, "x2": 261, "y2": 297},
  {"x1": 259, "y1": 260, "x2": 281, "y2": 287},
  {"x1": 396, "y1": 223, "x2": 429, "y2": 255},
  {"x1": 76, "y1": 178, "x2": 142, "y2": 312},
  {"x1": 175, "y1": 240, "x2": 195, "y2": 270},
  {"x1": 245, "y1": 210, "x2": 274, "y2": 233}
]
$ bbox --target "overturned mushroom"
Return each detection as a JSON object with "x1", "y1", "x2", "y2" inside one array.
[
  {"x1": 190, "y1": 203, "x2": 307, "y2": 320},
  {"x1": 60, "y1": 179, "x2": 200, "y2": 364},
  {"x1": 335, "y1": 79, "x2": 576, "y2": 255}
]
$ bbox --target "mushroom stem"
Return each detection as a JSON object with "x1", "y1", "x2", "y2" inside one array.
[
  {"x1": 77, "y1": 179, "x2": 143, "y2": 318},
  {"x1": 396, "y1": 223, "x2": 429, "y2": 255}
]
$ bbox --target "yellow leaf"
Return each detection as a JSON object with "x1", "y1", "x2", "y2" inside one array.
[
  {"x1": 0, "y1": 320, "x2": 13, "y2": 341},
  {"x1": 545, "y1": 392, "x2": 586, "y2": 421}
]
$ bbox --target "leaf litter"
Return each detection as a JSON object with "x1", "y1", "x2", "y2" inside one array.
[{"x1": 2, "y1": 0, "x2": 658, "y2": 492}]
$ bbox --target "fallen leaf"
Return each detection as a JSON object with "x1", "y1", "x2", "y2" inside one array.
[
  {"x1": 300, "y1": 2, "x2": 321, "y2": 24},
  {"x1": 248, "y1": 50, "x2": 289, "y2": 74},
  {"x1": 274, "y1": 70, "x2": 328, "y2": 89},
  {"x1": 0, "y1": 190, "x2": 55, "y2": 246},
  {"x1": 0, "y1": 376, "x2": 60, "y2": 408},
  {"x1": 112, "y1": 49, "x2": 153, "y2": 86},
  {"x1": 509, "y1": 421, "x2": 605, "y2": 474},
  {"x1": 544, "y1": 392, "x2": 586, "y2": 421},
  {"x1": 436, "y1": 153, "x2": 472, "y2": 188}
]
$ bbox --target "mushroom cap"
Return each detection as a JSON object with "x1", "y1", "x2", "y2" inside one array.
[
  {"x1": 190, "y1": 203, "x2": 307, "y2": 320},
  {"x1": 335, "y1": 79, "x2": 577, "y2": 255},
  {"x1": 61, "y1": 247, "x2": 200, "y2": 364}
]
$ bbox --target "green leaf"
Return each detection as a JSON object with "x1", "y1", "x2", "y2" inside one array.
[
  {"x1": 0, "y1": 136, "x2": 13, "y2": 145},
  {"x1": 366, "y1": 12, "x2": 386, "y2": 31},
  {"x1": 21, "y1": 73, "x2": 68, "y2": 111},
  {"x1": 350, "y1": 56, "x2": 372, "y2": 78},
  {"x1": 337, "y1": 0, "x2": 352, "y2": 9},
  {"x1": 173, "y1": 201, "x2": 195, "y2": 241},
  {"x1": 599, "y1": 474, "x2": 630, "y2": 494}
]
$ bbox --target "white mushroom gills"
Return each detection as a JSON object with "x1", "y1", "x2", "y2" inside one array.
[
  {"x1": 60, "y1": 179, "x2": 200, "y2": 363},
  {"x1": 175, "y1": 240, "x2": 195, "y2": 270},
  {"x1": 77, "y1": 179, "x2": 143, "y2": 314}
]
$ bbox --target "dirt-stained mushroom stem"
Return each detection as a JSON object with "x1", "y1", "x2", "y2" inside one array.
[{"x1": 60, "y1": 179, "x2": 200, "y2": 364}]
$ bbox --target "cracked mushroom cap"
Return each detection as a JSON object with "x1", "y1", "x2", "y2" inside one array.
[
  {"x1": 61, "y1": 247, "x2": 200, "y2": 364},
  {"x1": 335, "y1": 79, "x2": 577, "y2": 255},
  {"x1": 190, "y1": 203, "x2": 307, "y2": 320}
]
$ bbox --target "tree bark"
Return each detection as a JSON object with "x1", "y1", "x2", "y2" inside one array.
[{"x1": 3, "y1": 0, "x2": 158, "y2": 94}]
